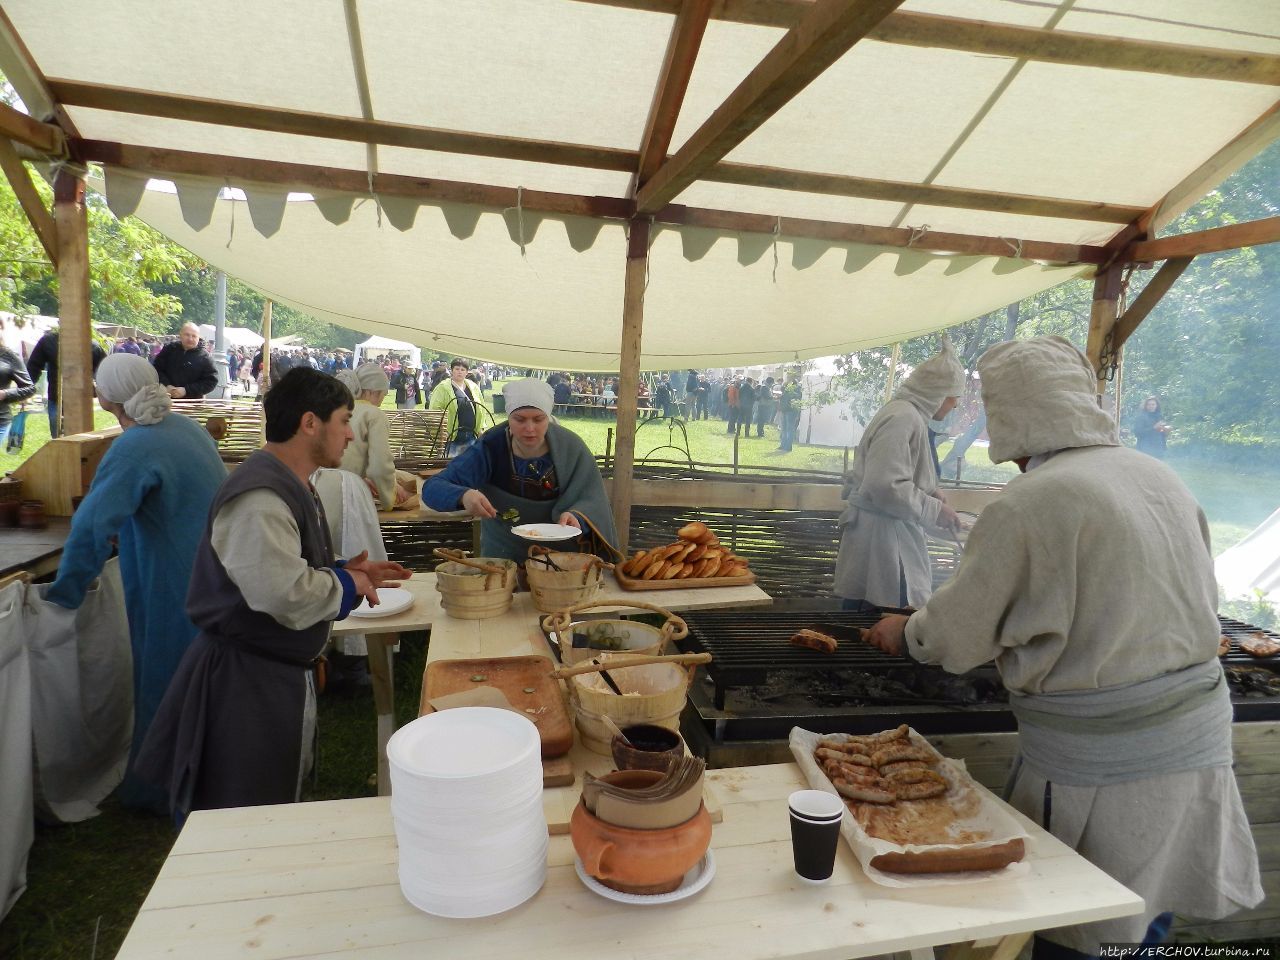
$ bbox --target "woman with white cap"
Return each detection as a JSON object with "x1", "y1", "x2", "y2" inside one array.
[
  {"x1": 422, "y1": 378, "x2": 617, "y2": 562},
  {"x1": 834, "y1": 339, "x2": 965, "y2": 611},
  {"x1": 46, "y1": 353, "x2": 227, "y2": 815},
  {"x1": 339, "y1": 362, "x2": 409, "y2": 510},
  {"x1": 866, "y1": 336, "x2": 1261, "y2": 957}
]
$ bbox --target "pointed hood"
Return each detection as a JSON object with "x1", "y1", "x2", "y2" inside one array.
[
  {"x1": 894, "y1": 338, "x2": 966, "y2": 418},
  {"x1": 978, "y1": 335, "x2": 1119, "y2": 463}
]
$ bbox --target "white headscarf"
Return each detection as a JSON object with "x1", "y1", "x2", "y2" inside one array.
[
  {"x1": 335, "y1": 368, "x2": 360, "y2": 394},
  {"x1": 354, "y1": 362, "x2": 389, "y2": 392},
  {"x1": 895, "y1": 337, "x2": 966, "y2": 418},
  {"x1": 95, "y1": 354, "x2": 171, "y2": 425},
  {"x1": 978, "y1": 335, "x2": 1119, "y2": 463},
  {"x1": 502, "y1": 378, "x2": 554, "y2": 416}
]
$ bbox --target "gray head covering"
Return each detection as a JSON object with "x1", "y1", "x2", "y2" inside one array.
[
  {"x1": 354, "y1": 362, "x2": 389, "y2": 392},
  {"x1": 335, "y1": 368, "x2": 360, "y2": 394},
  {"x1": 503, "y1": 378, "x2": 554, "y2": 416},
  {"x1": 978, "y1": 335, "x2": 1119, "y2": 463},
  {"x1": 894, "y1": 338, "x2": 966, "y2": 418},
  {"x1": 95, "y1": 353, "x2": 171, "y2": 425}
]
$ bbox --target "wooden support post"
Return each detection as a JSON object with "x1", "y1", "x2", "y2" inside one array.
[
  {"x1": 611, "y1": 219, "x2": 650, "y2": 553},
  {"x1": 261, "y1": 299, "x2": 273, "y2": 387},
  {"x1": 1085, "y1": 263, "x2": 1124, "y2": 395},
  {"x1": 54, "y1": 169, "x2": 92, "y2": 436}
]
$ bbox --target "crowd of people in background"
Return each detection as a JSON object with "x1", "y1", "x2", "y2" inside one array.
[{"x1": 0, "y1": 314, "x2": 1178, "y2": 466}]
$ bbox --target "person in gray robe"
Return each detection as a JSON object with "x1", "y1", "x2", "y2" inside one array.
[
  {"x1": 136, "y1": 368, "x2": 410, "y2": 823},
  {"x1": 865, "y1": 336, "x2": 1262, "y2": 957},
  {"x1": 422, "y1": 378, "x2": 617, "y2": 562},
  {"x1": 834, "y1": 339, "x2": 965, "y2": 610}
]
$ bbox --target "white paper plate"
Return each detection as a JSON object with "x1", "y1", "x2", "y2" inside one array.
[
  {"x1": 574, "y1": 850, "x2": 715, "y2": 905},
  {"x1": 349, "y1": 587, "x2": 414, "y2": 619},
  {"x1": 511, "y1": 523, "x2": 582, "y2": 542}
]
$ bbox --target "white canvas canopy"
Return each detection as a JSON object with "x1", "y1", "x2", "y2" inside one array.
[
  {"x1": 353, "y1": 336, "x2": 421, "y2": 370},
  {"x1": 1, "y1": 0, "x2": 1273, "y2": 369},
  {"x1": 197, "y1": 324, "x2": 262, "y2": 348},
  {"x1": 1216, "y1": 508, "x2": 1280, "y2": 603}
]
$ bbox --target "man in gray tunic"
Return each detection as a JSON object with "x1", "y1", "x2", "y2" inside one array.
[
  {"x1": 137, "y1": 368, "x2": 410, "y2": 822},
  {"x1": 866, "y1": 336, "x2": 1261, "y2": 956},
  {"x1": 834, "y1": 339, "x2": 965, "y2": 610}
]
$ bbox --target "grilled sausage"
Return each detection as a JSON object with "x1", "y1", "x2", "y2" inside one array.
[
  {"x1": 833, "y1": 777, "x2": 895, "y2": 804},
  {"x1": 893, "y1": 778, "x2": 948, "y2": 801},
  {"x1": 870, "y1": 744, "x2": 938, "y2": 768},
  {"x1": 791, "y1": 629, "x2": 838, "y2": 654}
]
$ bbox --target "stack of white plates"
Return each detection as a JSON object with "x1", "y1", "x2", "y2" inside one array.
[{"x1": 387, "y1": 707, "x2": 548, "y2": 918}]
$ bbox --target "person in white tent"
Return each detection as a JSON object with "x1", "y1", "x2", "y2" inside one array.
[
  {"x1": 833, "y1": 339, "x2": 964, "y2": 610},
  {"x1": 865, "y1": 336, "x2": 1261, "y2": 957}
]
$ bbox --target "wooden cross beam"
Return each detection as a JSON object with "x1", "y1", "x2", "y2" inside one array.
[
  {"x1": 1109, "y1": 257, "x2": 1193, "y2": 352},
  {"x1": 1124, "y1": 216, "x2": 1280, "y2": 262},
  {"x1": 0, "y1": 99, "x2": 62, "y2": 154},
  {"x1": 634, "y1": 0, "x2": 712, "y2": 189},
  {"x1": 634, "y1": 0, "x2": 906, "y2": 213},
  {"x1": 0, "y1": 138, "x2": 58, "y2": 263},
  {"x1": 73, "y1": 137, "x2": 1108, "y2": 264},
  {"x1": 587, "y1": 1, "x2": 1280, "y2": 85}
]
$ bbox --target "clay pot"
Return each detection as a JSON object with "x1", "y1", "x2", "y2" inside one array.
[
  {"x1": 17, "y1": 500, "x2": 46, "y2": 529},
  {"x1": 612, "y1": 724, "x2": 685, "y2": 773},
  {"x1": 0, "y1": 500, "x2": 18, "y2": 527},
  {"x1": 570, "y1": 799, "x2": 711, "y2": 895}
]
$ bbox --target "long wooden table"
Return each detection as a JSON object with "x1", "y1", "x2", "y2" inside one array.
[
  {"x1": 112, "y1": 763, "x2": 1142, "y2": 960},
  {"x1": 331, "y1": 571, "x2": 772, "y2": 794}
]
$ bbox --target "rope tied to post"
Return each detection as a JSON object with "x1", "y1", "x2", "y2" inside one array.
[
  {"x1": 907, "y1": 224, "x2": 931, "y2": 248},
  {"x1": 771, "y1": 217, "x2": 782, "y2": 283},
  {"x1": 503, "y1": 186, "x2": 528, "y2": 259}
]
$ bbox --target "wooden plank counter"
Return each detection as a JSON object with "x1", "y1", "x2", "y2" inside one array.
[
  {"x1": 0, "y1": 517, "x2": 72, "y2": 580},
  {"x1": 111, "y1": 764, "x2": 1142, "y2": 960}
]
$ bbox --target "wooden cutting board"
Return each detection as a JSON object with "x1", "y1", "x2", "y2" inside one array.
[
  {"x1": 613, "y1": 566, "x2": 756, "y2": 591},
  {"x1": 421, "y1": 655, "x2": 574, "y2": 759}
]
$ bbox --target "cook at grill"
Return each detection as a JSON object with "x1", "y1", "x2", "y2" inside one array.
[
  {"x1": 865, "y1": 336, "x2": 1261, "y2": 956},
  {"x1": 834, "y1": 339, "x2": 965, "y2": 611}
]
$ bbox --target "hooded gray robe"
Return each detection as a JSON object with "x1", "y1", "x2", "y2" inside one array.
[
  {"x1": 904, "y1": 336, "x2": 1261, "y2": 952},
  {"x1": 834, "y1": 341, "x2": 965, "y2": 607}
]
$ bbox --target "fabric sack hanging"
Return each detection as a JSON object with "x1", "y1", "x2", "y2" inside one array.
[
  {"x1": 26, "y1": 558, "x2": 133, "y2": 823},
  {"x1": 0, "y1": 579, "x2": 33, "y2": 921}
]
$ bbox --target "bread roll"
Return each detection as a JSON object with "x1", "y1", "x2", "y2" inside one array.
[{"x1": 677, "y1": 520, "x2": 708, "y2": 542}]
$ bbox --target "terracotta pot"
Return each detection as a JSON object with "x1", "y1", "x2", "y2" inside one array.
[
  {"x1": 570, "y1": 799, "x2": 711, "y2": 895},
  {"x1": 17, "y1": 500, "x2": 46, "y2": 529},
  {"x1": 611, "y1": 724, "x2": 684, "y2": 773}
]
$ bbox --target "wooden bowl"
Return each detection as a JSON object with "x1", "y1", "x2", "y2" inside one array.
[{"x1": 611, "y1": 724, "x2": 684, "y2": 773}]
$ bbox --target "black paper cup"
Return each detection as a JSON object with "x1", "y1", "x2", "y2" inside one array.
[{"x1": 788, "y1": 790, "x2": 845, "y2": 883}]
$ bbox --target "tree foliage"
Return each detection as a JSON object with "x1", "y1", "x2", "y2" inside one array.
[{"x1": 816, "y1": 139, "x2": 1280, "y2": 461}]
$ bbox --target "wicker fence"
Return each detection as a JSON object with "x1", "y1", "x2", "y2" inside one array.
[{"x1": 626, "y1": 505, "x2": 960, "y2": 600}]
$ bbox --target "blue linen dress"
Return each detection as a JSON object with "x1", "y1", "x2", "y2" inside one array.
[{"x1": 47, "y1": 413, "x2": 227, "y2": 813}]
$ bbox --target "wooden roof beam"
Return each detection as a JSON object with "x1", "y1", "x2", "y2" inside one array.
[
  {"x1": 1110, "y1": 256, "x2": 1192, "y2": 351},
  {"x1": 1123, "y1": 216, "x2": 1280, "y2": 262},
  {"x1": 48, "y1": 79, "x2": 639, "y2": 173},
  {"x1": 706, "y1": 161, "x2": 1145, "y2": 223},
  {"x1": 591, "y1": 2, "x2": 1280, "y2": 85},
  {"x1": 634, "y1": 0, "x2": 712, "y2": 189},
  {"x1": 52, "y1": 79, "x2": 1141, "y2": 224},
  {"x1": 634, "y1": 0, "x2": 906, "y2": 214},
  {"x1": 0, "y1": 100, "x2": 63, "y2": 154},
  {"x1": 74, "y1": 138, "x2": 1106, "y2": 264},
  {"x1": 0, "y1": 138, "x2": 57, "y2": 262},
  {"x1": 1137, "y1": 101, "x2": 1280, "y2": 236}
]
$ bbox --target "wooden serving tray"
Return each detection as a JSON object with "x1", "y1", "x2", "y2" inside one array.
[
  {"x1": 421, "y1": 655, "x2": 574, "y2": 759},
  {"x1": 613, "y1": 566, "x2": 756, "y2": 591}
]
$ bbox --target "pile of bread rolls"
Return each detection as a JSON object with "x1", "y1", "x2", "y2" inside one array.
[{"x1": 618, "y1": 521, "x2": 751, "y2": 581}]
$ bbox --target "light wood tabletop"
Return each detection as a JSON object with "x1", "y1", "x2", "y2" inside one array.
[
  {"x1": 112, "y1": 762, "x2": 1142, "y2": 960},
  {"x1": 330, "y1": 571, "x2": 772, "y2": 637}
]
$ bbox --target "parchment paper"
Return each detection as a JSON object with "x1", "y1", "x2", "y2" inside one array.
[{"x1": 789, "y1": 726, "x2": 1030, "y2": 888}]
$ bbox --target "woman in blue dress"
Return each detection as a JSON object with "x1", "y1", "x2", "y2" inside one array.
[{"x1": 47, "y1": 354, "x2": 227, "y2": 814}]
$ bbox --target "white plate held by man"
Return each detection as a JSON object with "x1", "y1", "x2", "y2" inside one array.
[
  {"x1": 511, "y1": 523, "x2": 581, "y2": 542},
  {"x1": 349, "y1": 587, "x2": 415, "y2": 619}
]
